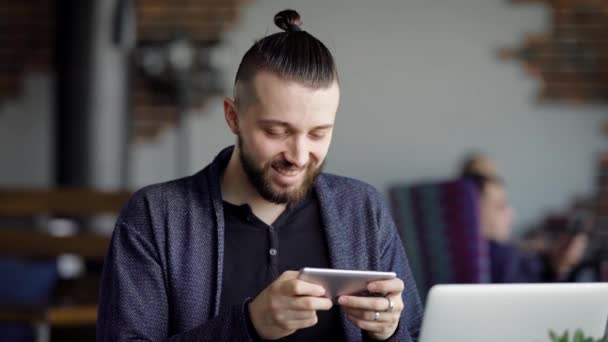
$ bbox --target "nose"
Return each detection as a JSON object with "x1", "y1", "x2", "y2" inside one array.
[{"x1": 283, "y1": 135, "x2": 309, "y2": 168}]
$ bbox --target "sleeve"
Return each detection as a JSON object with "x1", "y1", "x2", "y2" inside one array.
[
  {"x1": 96, "y1": 219, "x2": 256, "y2": 342},
  {"x1": 375, "y1": 195, "x2": 425, "y2": 342}
]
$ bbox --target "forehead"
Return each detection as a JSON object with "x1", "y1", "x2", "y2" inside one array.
[{"x1": 248, "y1": 71, "x2": 340, "y2": 126}]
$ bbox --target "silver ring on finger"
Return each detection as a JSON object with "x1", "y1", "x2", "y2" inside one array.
[
  {"x1": 373, "y1": 311, "x2": 380, "y2": 321},
  {"x1": 383, "y1": 295, "x2": 394, "y2": 312}
]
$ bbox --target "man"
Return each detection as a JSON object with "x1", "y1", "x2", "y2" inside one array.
[{"x1": 97, "y1": 9, "x2": 423, "y2": 341}]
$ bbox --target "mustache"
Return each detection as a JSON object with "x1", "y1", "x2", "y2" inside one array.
[
  {"x1": 270, "y1": 159, "x2": 317, "y2": 171},
  {"x1": 271, "y1": 159, "x2": 313, "y2": 171}
]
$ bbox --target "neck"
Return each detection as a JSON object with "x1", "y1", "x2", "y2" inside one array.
[{"x1": 221, "y1": 147, "x2": 286, "y2": 225}]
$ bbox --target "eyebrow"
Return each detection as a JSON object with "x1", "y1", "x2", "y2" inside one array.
[{"x1": 257, "y1": 119, "x2": 334, "y2": 130}]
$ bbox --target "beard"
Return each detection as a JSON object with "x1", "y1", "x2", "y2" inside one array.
[{"x1": 237, "y1": 135, "x2": 323, "y2": 204}]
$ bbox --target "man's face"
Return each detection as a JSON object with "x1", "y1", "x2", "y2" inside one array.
[
  {"x1": 479, "y1": 182, "x2": 514, "y2": 242},
  {"x1": 231, "y1": 72, "x2": 340, "y2": 204}
]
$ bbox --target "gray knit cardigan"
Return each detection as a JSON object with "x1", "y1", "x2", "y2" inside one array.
[{"x1": 97, "y1": 146, "x2": 423, "y2": 341}]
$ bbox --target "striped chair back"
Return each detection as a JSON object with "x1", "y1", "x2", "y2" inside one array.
[{"x1": 389, "y1": 178, "x2": 490, "y2": 301}]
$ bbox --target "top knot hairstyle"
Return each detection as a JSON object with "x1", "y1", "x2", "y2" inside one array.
[
  {"x1": 273, "y1": 9, "x2": 303, "y2": 32},
  {"x1": 234, "y1": 9, "x2": 338, "y2": 108}
]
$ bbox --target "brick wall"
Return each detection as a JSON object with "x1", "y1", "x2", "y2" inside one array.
[
  {"x1": 132, "y1": 0, "x2": 247, "y2": 141},
  {"x1": 500, "y1": 0, "x2": 608, "y2": 104},
  {"x1": 0, "y1": 0, "x2": 54, "y2": 100}
]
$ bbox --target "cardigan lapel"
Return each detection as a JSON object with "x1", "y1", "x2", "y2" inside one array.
[
  {"x1": 204, "y1": 146, "x2": 234, "y2": 316},
  {"x1": 315, "y1": 174, "x2": 362, "y2": 341},
  {"x1": 315, "y1": 174, "x2": 351, "y2": 271}
]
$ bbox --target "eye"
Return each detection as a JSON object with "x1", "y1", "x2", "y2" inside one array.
[
  {"x1": 265, "y1": 128, "x2": 288, "y2": 138},
  {"x1": 309, "y1": 130, "x2": 328, "y2": 140}
]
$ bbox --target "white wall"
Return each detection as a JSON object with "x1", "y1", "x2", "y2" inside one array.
[
  {"x1": 133, "y1": 0, "x2": 606, "y2": 231},
  {"x1": 88, "y1": 0, "x2": 130, "y2": 191},
  {"x1": 0, "y1": 73, "x2": 54, "y2": 188}
]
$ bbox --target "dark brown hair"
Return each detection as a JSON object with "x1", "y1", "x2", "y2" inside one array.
[{"x1": 234, "y1": 9, "x2": 338, "y2": 108}]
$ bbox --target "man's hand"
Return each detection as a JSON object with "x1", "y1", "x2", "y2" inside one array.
[
  {"x1": 248, "y1": 271, "x2": 333, "y2": 340},
  {"x1": 338, "y1": 278, "x2": 404, "y2": 341}
]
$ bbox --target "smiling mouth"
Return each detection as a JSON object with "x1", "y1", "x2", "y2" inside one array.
[{"x1": 272, "y1": 165, "x2": 304, "y2": 177}]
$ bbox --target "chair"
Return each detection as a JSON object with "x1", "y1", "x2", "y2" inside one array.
[{"x1": 389, "y1": 178, "x2": 490, "y2": 301}]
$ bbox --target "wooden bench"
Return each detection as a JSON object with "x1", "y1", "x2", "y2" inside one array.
[{"x1": 0, "y1": 189, "x2": 130, "y2": 340}]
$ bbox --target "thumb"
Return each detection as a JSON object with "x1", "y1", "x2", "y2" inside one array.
[{"x1": 278, "y1": 270, "x2": 300, "y2": 281}]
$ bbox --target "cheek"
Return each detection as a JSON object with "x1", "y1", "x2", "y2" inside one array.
[
  {"x1": 309, "y1": 139, "x2": 332, "y2": 163},
  {"x1": 247, "y1": 132, "x2": 285, "y2": 159},
  {"x1": 479, "y1": 205, "x2": 490, "y2": 224}
]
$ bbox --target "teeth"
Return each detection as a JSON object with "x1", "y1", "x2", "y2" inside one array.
[{"x1": 275, "y1": 167, "x2": 300, "y2": 177}]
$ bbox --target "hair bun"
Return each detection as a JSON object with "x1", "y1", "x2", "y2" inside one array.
[{"x1": 274, "y1": 9, "x2": 302, "y2": 32}]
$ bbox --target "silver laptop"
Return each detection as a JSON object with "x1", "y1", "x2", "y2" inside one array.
[{"x1": 419, "y1": 283, "x2": 608, "y2": 342}]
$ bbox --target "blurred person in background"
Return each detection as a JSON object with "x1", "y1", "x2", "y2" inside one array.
[{"x1": 460, "y1": 153, "x2": 589, "y2": 283}]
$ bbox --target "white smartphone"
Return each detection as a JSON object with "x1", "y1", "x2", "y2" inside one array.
[{"x1": 297, "y1": 267, "x2": 397, "y2": 301}]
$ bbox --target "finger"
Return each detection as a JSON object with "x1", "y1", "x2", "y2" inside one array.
[
  {"x1": 338, "y1": 295, "x2": 402, "y2": 312},
  {"x1": 342, "y1": 308, "x2": 396, "y2": 323},
  {"x1": 367, "y1": 278, "x2": 404, "y2": 295},
  {"x1": 290, "y1": 296, "x2": 333, "y2": 311},
  {"x1": 278, "y1": 270, "x2": 300, "y2": 280},
  {"x1": 281, "y1": 278, "x2": 326, "y2": 297},
  {"x1": 345, "y1": 314, "x2": 392, "y2": 334},
  {"x1": 279, "y1": 315, "x2": 320, "y2": 331},
  {"x1": 274, "y1": 309, "x2": 317, "y2": 321}
]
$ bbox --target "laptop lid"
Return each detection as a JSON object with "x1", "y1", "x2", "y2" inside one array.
[{"x1": 419, "y1": 283, "x2": 608, "y2": 342}]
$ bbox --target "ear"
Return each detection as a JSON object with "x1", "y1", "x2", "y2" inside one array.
[{"x1": 223, "y1": 97, "x2": 240, "y2": 135}]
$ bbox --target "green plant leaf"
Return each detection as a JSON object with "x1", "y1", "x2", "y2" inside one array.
[
  {"x1": 574, "y1": 329, "x2": 585, "y2": 342},
  {"x1": 547, "y1": 328, "x2": 608, "y2": 342}
]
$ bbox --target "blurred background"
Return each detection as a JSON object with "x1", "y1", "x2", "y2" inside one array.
[{"x1": 0, "y1": 0, "x2": 606, "y2": 340}]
